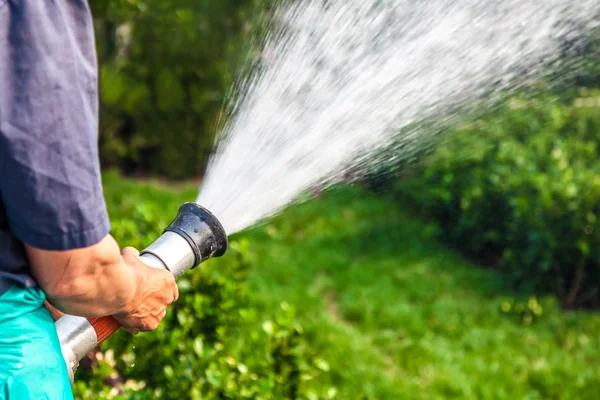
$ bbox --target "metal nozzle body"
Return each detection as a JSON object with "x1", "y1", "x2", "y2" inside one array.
[{"x1": 55, "y1": 203, "x2": 227, "y2": 383}]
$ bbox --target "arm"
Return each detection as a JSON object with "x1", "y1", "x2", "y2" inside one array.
[
  {"x1": 26, "y1": 234, "x2": 136, "y2": 318},
  {"x1": 0, "y1": 2, "x2": 176, "y2": 333},
  {"x1": 27, "y1": 235, "x2": 179, "y2": 331}
]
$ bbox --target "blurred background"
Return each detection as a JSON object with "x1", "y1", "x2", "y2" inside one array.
[{"x1": 79, "y1": 1, "x2": 600, "y2": 399}]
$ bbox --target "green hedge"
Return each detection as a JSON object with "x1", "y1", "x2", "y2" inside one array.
[
  {"x1": 397, "y1": 92, "x2": 600, "y2": 309},
  {"x1": 92, "y1": 0, "x2": 275, "y2": 179}
]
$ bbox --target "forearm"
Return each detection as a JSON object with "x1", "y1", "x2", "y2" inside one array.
[
  {"x1": 26, "y1": 235, "x2": 140, "y2": 318},
  {"x1": 47, "y1": 257, "x2": 137, "y2": 318}
]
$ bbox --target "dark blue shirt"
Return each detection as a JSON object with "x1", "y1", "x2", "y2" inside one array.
[{"x1": 0, "y1": 1, "x2": 110, "y2": 295}]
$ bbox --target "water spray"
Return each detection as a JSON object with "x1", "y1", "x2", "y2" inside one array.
[
  {"x1": 197, "y1": 0, "x2": 599, "y2": 235},
  {"x1": 54, "y1": 203, "x2": 228, "y2": 383}
]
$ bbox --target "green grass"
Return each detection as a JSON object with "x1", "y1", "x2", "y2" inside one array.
[{"x1": 103, "y1": 173, "x2": 600, "y2": 399}]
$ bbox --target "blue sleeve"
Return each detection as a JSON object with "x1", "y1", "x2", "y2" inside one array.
[{"x1": 0, "y1": 0, "x2": 110, "y2": 251}]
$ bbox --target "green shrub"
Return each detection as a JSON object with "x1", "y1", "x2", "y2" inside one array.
[
  {"x1": 74, "y1": 173, "x2": 600, "y2": 398},
  {"x1": 92, "y1": 0, "x2": 277, "y2": 179},
  {"x1": 73, "y1": 175, "x2": 333, "y2": 399},
  {"x1": 397, "y1": 92, "x2": 600, "y2": 308}
]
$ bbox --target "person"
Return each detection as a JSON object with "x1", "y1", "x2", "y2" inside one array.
[{"x1": 0, "y1": 1, "x2": 179, "y2": 398}]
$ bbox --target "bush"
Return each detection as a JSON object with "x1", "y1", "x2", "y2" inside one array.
[
  {"x1": 73, "y1": 175, "x2": 334, "y2": 399},
  {"x1": 92, "y1": 0, "x2": 276, "y2": 179},
  {"x1": 397, "y1": 91, "x2": 600, "y2": 308}
]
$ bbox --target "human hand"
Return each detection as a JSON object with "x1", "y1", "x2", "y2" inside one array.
[{"x1": 113, "y1": 247, "x2": 179, "y2": 334}]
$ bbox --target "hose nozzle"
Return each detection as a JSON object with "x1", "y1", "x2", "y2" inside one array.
[
  {"x1": 165, "y1": 202, "x2": 228, "y2": 263},
  {"x1": 56, "y1": 202, "x2": 228, "y2": 383},
  {"x1": 139, "y1": 203, "x2": 228, "y2": 278}
]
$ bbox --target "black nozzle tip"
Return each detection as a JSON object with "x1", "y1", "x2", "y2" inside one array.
[
  {"x1": 182, "y1": 202, "x2": 228, "y2": 258},
  {"x1": 164, "y1": 202, "x2": 228, "y2": 266}
]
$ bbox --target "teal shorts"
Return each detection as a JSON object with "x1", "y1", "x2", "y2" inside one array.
[{"x1": 0, "y1": 284, "x2": 74, "y2": 400}]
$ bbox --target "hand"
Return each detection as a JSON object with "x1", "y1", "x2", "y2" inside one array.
[{"x1": 113, "y1": 247, "x2": 179, "y2": 334}]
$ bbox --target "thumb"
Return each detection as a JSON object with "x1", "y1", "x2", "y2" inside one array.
[{"x1": 122, "y1": 246, "x2": 141, "y2": 258}]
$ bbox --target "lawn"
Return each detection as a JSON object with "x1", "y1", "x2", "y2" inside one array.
[{"x1": 95, "y1": 173, "x2": 600, "y2": 399}]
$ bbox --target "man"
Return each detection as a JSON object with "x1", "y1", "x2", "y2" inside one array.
[{"x1": 0, "y1": 1, "x2": 179, "y2": 398}]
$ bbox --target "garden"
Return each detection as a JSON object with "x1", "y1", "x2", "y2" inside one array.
[{"x1": 72, "y1": 1, "x2": 600, "y2": 398}]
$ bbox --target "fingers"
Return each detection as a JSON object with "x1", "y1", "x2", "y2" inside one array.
[
  {"x1": 158, "y1": 308, "x2": 167, "y2": 321},
  {"x1": 115, "y1": 248, "x2": 180, "y2": 335},
  {"x1": 137, "y1": 308, "x2": 168, "y2": 332},
  {"x1": 122, "y1": 246, "x2": 143, "y2": 269},
  {"x1": 149, "y1": 267, "x2": 179, "y2": 302},
  {"x1": 116, "y1": 295, "x2": 173, "y2": 334},
  {"x1": 172, "y1": 279, "x2": 180, "y2": 302},
  {"x1": 122, "y1": 246, "x2": 140, "y2": 258},
  {"x1": 118, "y1": 315, "x2": 160, "y2": 333},
  {"x1": 122, "y1": 246, "x2": 142, "y2": 270},
  {"x1": 123, "y1": 327, "x2": 140, "y2": 335}
]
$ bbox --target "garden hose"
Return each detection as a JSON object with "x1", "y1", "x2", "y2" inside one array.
[{"x1": 54, "y1": 203, "x2": 228, "y2": 384}]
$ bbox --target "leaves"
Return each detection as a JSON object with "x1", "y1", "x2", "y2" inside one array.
[
  {"x1": 73, "y1": 173, "x2": 333, "y2": 399},
  {"x1": 94, "y1": 0, "x2": 276, "y2": 178},
  {"x1": 398, "y1": 92, "x2": 600, "y2": 308}
]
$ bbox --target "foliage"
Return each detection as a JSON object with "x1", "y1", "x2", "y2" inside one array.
[
  {"x1": 78, "y1": 174, "x2": 600, "y2": 398},
  {"x1": 234, "y1": 185, "x2": 600, "y2": 399},
  {"x1": 396, "y1": 91, "x2": 600, "y2": 308},
  {"x1": 545, "y1": 26, "x2": 600, "y2": 93},
  {"x1": 73, "y1": 172, "x2": 333, "y2": 399},
  {"x1": 91, "y1": 0, "x2": 277, "y2": 178}
]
